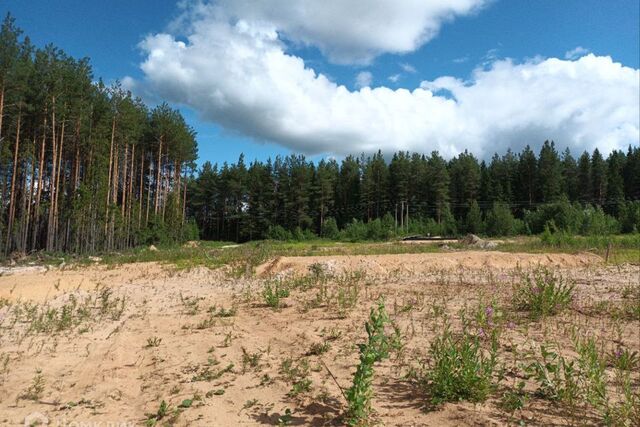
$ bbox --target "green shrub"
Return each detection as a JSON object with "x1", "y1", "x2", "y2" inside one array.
[
  {"x1": 321, "y1": 217, "x2": 339, "y2": 239},
  {"x1": 486, "y1": 201, "x2": 515, "y2": 236},
  {"x1": 512, "y1": 268, "x2": 574, "y2": 319},
  {"x1": 525, "y1": 345, "x2": 580, "y2": 404},
  {"x1": 423, "y1": 322, "x2": 498, "y2": 405},
  {"x1": 267, "y1": 225, "x2": 293, "y2": 241}
]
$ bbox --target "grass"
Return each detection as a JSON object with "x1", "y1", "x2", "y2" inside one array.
[
  {"x1": 5, "y1": 233, "x2": 636, "y2": 274},
  {"x1": 498, "y1": 234, "x2": 640, "y2": 264}
]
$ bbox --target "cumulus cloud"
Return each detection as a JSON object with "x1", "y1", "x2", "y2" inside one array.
[
  {"x1": 355, "y1": 71, "x2": 373, "y2": 88},
  {"x1": 192, "y1": 0, "x2": 489, "y2": 64},
  {"x1": 133, "y1": 1, "x2": 639, "y2": 158}
]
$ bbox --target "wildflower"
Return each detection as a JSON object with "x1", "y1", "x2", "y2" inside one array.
[
  {"x1": 485, "y1": 306, "x2": 494, "y2": 318},
  {"x1": 507, "y1": 321, "x2": 515, "y2": 330},
  {"x1": 478, "y1": 328, "x2": 486, "y2": 338}
]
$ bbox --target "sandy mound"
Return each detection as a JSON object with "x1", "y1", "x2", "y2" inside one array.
[{"x1": 256, "y1": 251, "x2": 602, "y2": 277}]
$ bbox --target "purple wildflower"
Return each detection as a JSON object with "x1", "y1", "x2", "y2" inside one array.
[
  {"x1": 485, "y1": 306, "x2": 494, "y2": 318},
  {"x1": 478, "y1": 328, "x2": 486, "y2": 338}
]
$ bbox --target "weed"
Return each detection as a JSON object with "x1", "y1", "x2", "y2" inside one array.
[
  {"x1": 307, "y1": 342, "x2": 330, "y2": 356},
  {"x1": 423, "y1": 322, "x2": 498, "y2": 405},
  {"x1": 145, "y1": 400, "x2": 169, "y2": 426},
  {"x1": 524, "y1": 345, "x2": 580, "y2": 405},
  {"x1": 180, "y1": 293, "x2": 200, "y2": 315},
  {"x1": 277, "y1": 408, "x2": 293, "y2": 426},
  {"x1": 241, "y1": 347, "x2": 263, "y2": 373},
  {"x1": 500, "y1": 380, "x2": 528, "y2": 413},
  {"x1": 192, "y1": 363, "x2": 234, "y2": 382},
  {"x1": 145, "y1": 336, "x2": 162, "y2": 348},
  {"x1": 345, "y1": 298, "x2": 390, "y2": 425},
  {"x1": 20, "y1": 369, "x2": 45, "y2": 401},
  {"x1": 513, "y1": 268, "x2": 574, "y2": 318},
  {"x1": 288, "y1": 378, "x2": 312, "y2": 397},
  {"x1": 263, "y1": 280, "x2": 290, "y2": 309},
  {"x1": 608, "y1": 347, "x2": 639, "y2": 371},
  {"x1": 208, "y1": 305, "x2": 237, "y2": 317},
  {"x1": 574, "y1": 336, "x2": 607, "y2": 408}
]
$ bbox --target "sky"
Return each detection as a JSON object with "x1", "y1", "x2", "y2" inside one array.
[{"x1": 2, "y1": 0, "x2": 639, "y2": 166}]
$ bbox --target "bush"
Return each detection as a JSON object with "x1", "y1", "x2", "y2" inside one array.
[
  {"x1": 486, "y1": 201, "x2": 515, "y2": 236},
  {"x1": 321, "y1": 217, "x2": 339, "y2": 239},
  {"x1": 618, "y1": 201, "x2": 640, "y2": 233},
  {"x1": 465, "y1": 200, "x2": 484, "y2": 235},
  {"x1": 524, "y1": 200, "x2": 584, "y2": 234},
  {"x1": 423, "y1": 322, "x2": 498, "y2": 404},
  {"x1": 513, "y1": 268, "x2": 574, "y2": 319},
  {"x1": 580, "y1": 206, "x2": 620, "y2": 235},
  {"x1": 267, "y1": 225, "x2": 292, "y2": 241}
]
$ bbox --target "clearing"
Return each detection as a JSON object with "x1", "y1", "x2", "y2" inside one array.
[{"x1": 0, "y1": 246, "x2": 638, "y2": 426}]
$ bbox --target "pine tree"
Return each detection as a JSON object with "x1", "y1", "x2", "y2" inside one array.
[{"x1": 537, "y1": 140, "x2": 562, "y2": 203}]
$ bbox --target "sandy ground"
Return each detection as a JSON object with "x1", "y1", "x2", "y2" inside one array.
[
  {"x1": 256, "y1": 251, "x2": 602, "y2": 277},
  {"x1": 0, "y1": 251, "x2": 637, "y2": 426}
]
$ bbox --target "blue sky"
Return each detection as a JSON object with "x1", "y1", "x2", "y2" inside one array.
[{"x1": 2, "y1": 0, "x2": 638, "y2": 165}]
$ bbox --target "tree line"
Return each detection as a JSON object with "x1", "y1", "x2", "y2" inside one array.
[
  {"x1": 0, "y1": 14, "x2": 198, "y2": 257},
  {"x1": 187, "y1": 142, "x2": 640, "y2": 242}
]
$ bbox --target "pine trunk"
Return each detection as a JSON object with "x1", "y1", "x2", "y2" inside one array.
[
  {"x1": 5, "y1": 110, "x2": 21, "y2": 254},
  {"x1": 32, "y1": 116, "x2": 46, "y2": 251},
  {"x1": 154, "y1": 138, "x2": 162, "y2": 216}
]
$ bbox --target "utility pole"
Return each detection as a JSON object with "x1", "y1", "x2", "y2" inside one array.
[
  {"x1": 406, "y1": 202, "x2": 409, "y2": 233},
  {"x1": 394, "y1": 203, "x2": 398, "y2": 232}
]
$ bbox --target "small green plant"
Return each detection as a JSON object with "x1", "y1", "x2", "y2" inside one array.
[
  {"x1": 574, "y1": 336, "x2": 607, "y2": 408},
  {"x1": 512, "y1": 268, "x2": 574, "y2": 318},
  {"x1": 280, "y1": 357, "x2": 312, "y2": 396},
  {"x1": 208, "y1": 305, "x2": 237, "y2": 317},
  {"x1": 241, "y1": 347, "x2": 263, "y2": 373},
  {"x1": 145, "y1": 400, "x2": 169, "y2": 426},
  {"x1": 608, "y1": 347, "x2": 639, "y2": 371},
  {"x1": 423, "y1": 322, "x2": 498, "y2": 405},
  {"x1": 306, "y1": 342, "x2": 330, "y2": 356},
  {"x1": 345, "y1": 298, "x2": 390, "y2": 425},
  {"x1": 277, "y1": 408, "x2": 293, "y2": 426},
  {"x1": 500, "y1": 380, "x2": 528, "y2": 413},
  {"x1": 145, "y1": 336, "x2": 162, "y2": 348},
  {"x1": 525, "y1": 345, "x2": 580, "y2": 405},
  {"x1": 192, "y1": 363, "x2": 234, "y2": 382},
  {"x1": 263, "y1": 281, "x2": 290, "y2": 309},
  {"x1": 20, "y1": 369, "x2": 45, "y2": 401},
  {"x1": 288, "y1": 378, "x2": 312, "y2": 397}
]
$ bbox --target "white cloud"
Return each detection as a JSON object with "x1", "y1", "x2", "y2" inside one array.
[
  {"x1": 133, "y1": 2, "x2": 640, "y2": 158},
  {"x1": 565, "y1": 46, "x2": 590, "y2": 60},
  {"x1": 355, "y1": 71, "x2": 373, "y2": 88},
  {"x1": 453, "y1": 56, "x2": 469, "y2": 63},
  {"x1": 400, "y1": 63, "x2": 417, "y2": 73},
  {"x1": 388, "y1": 73, "x2": 402, "y2": 83},
  {"x1": 193, "y1": 0, "x2": 489, "y2": 64}
]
